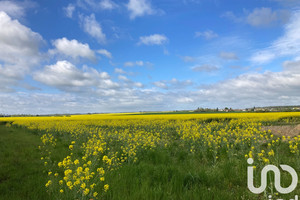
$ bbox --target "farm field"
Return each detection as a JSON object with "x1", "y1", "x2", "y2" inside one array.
[{"x1": 2, "y1": 112, "x2": 300, "y2": 200}]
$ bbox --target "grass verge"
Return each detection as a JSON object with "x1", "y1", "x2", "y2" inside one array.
[{"x1": 0, "y1": 124, "x2": 50, "y2": 200}]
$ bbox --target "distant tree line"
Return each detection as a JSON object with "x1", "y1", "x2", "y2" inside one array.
[{"x1": 194, "y1": 107, "x2": 220, "y2": 113}]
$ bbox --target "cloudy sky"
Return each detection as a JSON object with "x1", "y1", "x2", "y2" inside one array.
[{"x1": 0, "y1": 0, "x2": 300, "y2": 114}]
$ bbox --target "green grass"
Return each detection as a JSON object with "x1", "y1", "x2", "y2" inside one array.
[
  {"x1": 104, "y1": 148, "x2": 254, "y2": 200},
  {"x1": 0, "y1": 124, "x2": 50, "y2": 200},
  {"x1": 103, "y1": 144, "x2": 300, "y2": 200}
]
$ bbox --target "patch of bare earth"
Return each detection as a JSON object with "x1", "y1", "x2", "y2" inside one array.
[{"x1": 262, "y1": 124, "x2": 300, "y2": 137}]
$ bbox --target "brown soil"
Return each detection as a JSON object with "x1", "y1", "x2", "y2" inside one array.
[{"x1": 262, "y1": 124, "x2": 300, "y2": 137}]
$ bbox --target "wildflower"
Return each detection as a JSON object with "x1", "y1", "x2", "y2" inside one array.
[
  {"x1": 74, "y1": 179, "x2": 80, "y2": 185},
  {"x1": 81, "y1": 183, "x2": 86, "y2": 189},
  {"x1": 64, "y1": 169, "x2": 72, "y2": 176},
  {"x1": 93, "y1": 192, "x2": 98, "y2": 197},
  {"x1": 263, "y1": 157, "x2": 269, "y2": 164},
  {"x1": 67, "y1": 181, "x2": 72, "y2": 187},
  {"x1": 104, "y1": 184, "x2": 109, "y2": 192},
  {"x1": 103, "y1": 155, "x2": 108, "y2": 161},
  {"x1": 45, "y1": 180, "x2": 52, "y2": 187},
  {"x1": 248, "y1": 151, "x2": 253, "y2": 158},
  {"x1": 74, "y1": 159, "x2": 79, "y2": 165},
  {"x1": 97, "y1": 168, "x2": 105, "y2": 175},
  {"x1": 83, "y1": 188, "x2": 90, "y2": 195},
  {"x1": 268, "y1": 149, "x2": 275, "y2": 157}
]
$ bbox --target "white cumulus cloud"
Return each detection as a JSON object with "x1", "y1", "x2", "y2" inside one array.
[
  {"x1": 127, "y1": 0, "x2": 160, "y2": 19},
  {"x1": 34, "y1": 60, "x2": 118, "y2": 92},
  {"x1": 0, "y1": 0, "x2": 35, "y2": 19},
  {"x1": 246, "y1": 7, "x2": 290, "y2": 27},
  {"x1": 195, "y1": 59, "x2": 300, "y2": 108},
  {"x1": 50, "y1": 37, "x2": 96, "y2": 61},
  {"x1": 180, "y1": 56, "x2": 196, "y2": 62},
  {"x1": 77, "y1": 0, "x2": 118, "y2": 11},
  {"x1": 124, "y1": 61, "x2": 152, "y2": 67},
  {"x1": 195, "y1": 30, "x2": 218, "y2": 40},
  {"x1": 251, "y1": 10, "x2": 300, "y2": 64},
  {"x1": 114, "y1": 68, "x2": 126, "y2": 74},
  {"x1": 80, "y1": 14, "x2": 106, "y2": 44},
  {"x1": 191, "y1": 64, "x2": 219, "y2": 72},
  {"x1": 153, "y1": 78, "x2": 193, "y2": 90},
  {"x1": 64, "y1": 4, "x2": 75, "y2": 18},
  {"x1": 219, "y1": 51, "x2": 239, "y2": 60},
  {"x1": 177, "y1": 97, "x2": 194, "y2": 103},
  {"x1": 97, "y1": 49, "x2": 112, "y2": 59},
  {"x1": 138, "y1": 34, "x2": 168, "y2": 45},
  {"x1": 222, "y1": 8, "x2": 290, "y2": 27},
  {"x1": 99, "y1": 0, "x2": 118, "y2": 10},
  {"x1": 0, "y1": 11, "x2": 42, "y2": 64},
  {"x1": 0, "y1": 11, "x2": 43, "y2": 91}
]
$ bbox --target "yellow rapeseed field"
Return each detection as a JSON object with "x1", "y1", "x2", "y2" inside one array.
[{"x1": 2, "y1": 112, "x2": 300, "y2": 199}]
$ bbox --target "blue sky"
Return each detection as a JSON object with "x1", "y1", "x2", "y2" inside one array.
[{"x1": 1, "y1": 0, "x2": 300, "y2": 114}]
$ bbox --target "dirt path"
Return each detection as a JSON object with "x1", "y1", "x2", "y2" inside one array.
[{"x1": 262, "y1": 124, "x2": 300, "y2": 137}]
